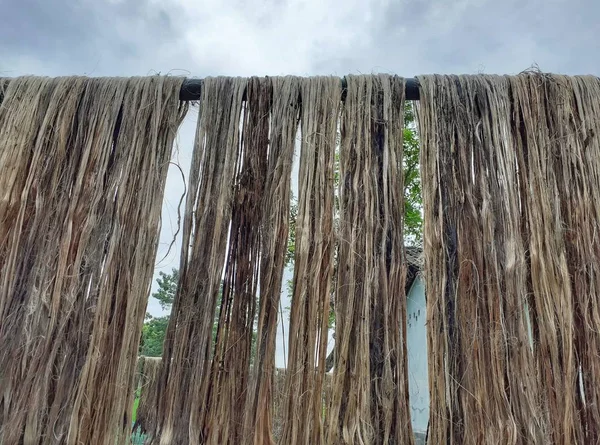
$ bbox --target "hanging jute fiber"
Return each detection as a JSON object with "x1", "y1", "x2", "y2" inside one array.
[
  {"x1": 279, "y1": 76, "x2": 339, "y2": 445},
  {"x1": 0, "y1": 76, "x2": 187, "y2": 445},
  {"x1": 243, "y1": 76, "x2": 300, "y2": 445},
  {"x1": 418, "y1": 73, "x2": 600, "y2": 445},
  {"x1": 152, "y1": 74, "x2": 418, "y2": 445},
  {"x1": 154, "y1": 76, "x2": 299, "y2": 445},
  {"x1": 135, "y1": 357, "x2": 163, "y2": 438},
  {"x1": 326, "y1": 74, "x2": 413, "y2": 445},
  {"x1": 154, "y1": 76, "x2": 247, "y2": 445}
]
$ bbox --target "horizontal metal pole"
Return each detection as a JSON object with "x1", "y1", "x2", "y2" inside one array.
[{"x1": 179, "y1": 77, "x2": 420, "y2": 101}]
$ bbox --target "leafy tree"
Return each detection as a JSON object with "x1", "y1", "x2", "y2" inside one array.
[
  {"x1": 140, "y1": 316, "x2": 170, "y2": 357},
  {"x1": 153, "y1": 269, "x2": 178, "y2": 310},
  {"x1": 402, "y1": 102, "x2": 423, "y2": 243},
  {"x1": 139, "y1": 269, "x2": 178, "y2": 357}
]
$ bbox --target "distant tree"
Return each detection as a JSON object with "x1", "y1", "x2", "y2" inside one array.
[
  {"x1": 402, "y1": 102, "x2": 423, "y2": 243},
  {"x1": 140, "y1": 316, "x2": 170, "y2": 357},
  {"x1": 139, "y1": 269, "x2": 178, "y2": 357},
  {"x1": 153, "y1": 269, "x2": 178, "y2": 310}
]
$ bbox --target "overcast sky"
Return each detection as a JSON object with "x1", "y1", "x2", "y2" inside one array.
[{"x1": 3, "y1": 0, "x2": 598, "y2": 366}]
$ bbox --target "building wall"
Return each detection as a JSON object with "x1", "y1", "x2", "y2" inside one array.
[{"x1": 406, "y1": 275, "x2": 429, "y2": 435}]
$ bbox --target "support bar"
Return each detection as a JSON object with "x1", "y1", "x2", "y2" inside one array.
[{"x1": 179, "y1": 77, "x2": 421, "y2": 101}]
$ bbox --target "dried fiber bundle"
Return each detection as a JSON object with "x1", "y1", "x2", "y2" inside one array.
[
  {"x1": 418, "y1": 74, "x2": 547, "y2": 445},
  {"x1": 273, "y1": 368, "x2": 333, "y2": 442},
  {"x1": 417, "y1": 73, "x2": 600, "y2": 444},
  {"x1": 154, "y1": 77, "x2": 247, "y2": 445},
  {"x1": 326, "y1": 75, "x2": 413, "y2": 445},
  {"x1": 0, "y1": 76, "x2": 187, "y2": 445},
  {"x1": 202, "y1": 76, "x2": 273, "y2": 444},
  {"x1": 279, "y1": 76, "x2": 340, "y2": 445},
  {"x1": 243, "y1": 76, "x2": 300, "y2": 445},
  {"x1": 551, "y1": 75, "x2": 600, "y2": 443},
  {"x1": 135, "y1": 357, "x2": 163, "y2": 438},
  {"x1": 154, "y1": 77, "x2": 298, "y2": 445}
]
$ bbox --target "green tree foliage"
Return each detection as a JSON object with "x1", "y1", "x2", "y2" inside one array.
[
  {"x1": 402, "y1": 102, "x2": 423, "y2": 243},
  {"x1": 140, "y1": 269, "x2": 179, "y2": 357},
  {"x1": 140, "y1": 316, "x2": 170, "y2": 357},
  {"x1": 139, "y1": 269, "x2": 178, "y2": 357},
  {"x1": 153, "y1": 269, "x2": 178, "y2": 310},
  {"x1": 285, "y1": 194, "x2": 298, "y2": 268}
]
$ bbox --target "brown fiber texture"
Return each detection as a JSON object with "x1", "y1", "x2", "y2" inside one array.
[
  {"x1": 135, "y1": 357, "x2": 163, "y2": 439},
  {"x1": 326, "y1": 75, "x2": 413, "y2": 445},
  {"x1": 154, "y1": 76, "x2": 247, "y2": 445},
  {"x1": 278, "y1": 76, "x2": 339, "y2": 445},
  {"x1": 0, "y1": 75, "x2": 187, "y2": 445},
  {"x1": 418, "y1": 73, "x2": 600, "y2": 445},
  {"x1": 153, "y1": 77, "x2": 298, "y2": 445},
  {"x1": 243, "y1": 76, "x2": 300, "y2": 445}
]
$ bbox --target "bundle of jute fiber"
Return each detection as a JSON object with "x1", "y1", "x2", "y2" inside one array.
[
  {"x1": 279, "y1": 76, "x2": 339, "y2": 445},
  {"x1": 243, "y1": 76, "x2": 300, "y2": 445},
  {"x1": 204, "y1": 76, "x2": 300, "y2": 445},
  {"x1": 154, "y1": 77, "x2": 247, "y2": 445},
  {"x1": 0, "y1": 76, "x2": 187, "y2": 444},
  {"x1": 418, "y1": 74, "x2": 547, "y2": 445},
  {"x1": 272, "y1": 368, "x2": 333, "y2": 442},
  {"x1": 133, "y1": 356, "x2": 161, "y2": 441},
  {"x1": 417, "y1": 73, "x2": 600, "y2": 444},
  {"x1": 550, "y1": 75, "x2": 600, "y2": 443},
  {"x1": 325, "y1": 75, "x2": 413, "y2": 445},
  {"x1": 202, "y1": 76, "x2": 273, "y2": 444},
  {"x1": 508, "y1": 74, "x2": 600, "y2": 444},
  {"x1": 154, "y1": 77, "x2": 299, "y2": 445},
  {"x1": 135, "y1": 357, "x2": 163, "y2": 438}
]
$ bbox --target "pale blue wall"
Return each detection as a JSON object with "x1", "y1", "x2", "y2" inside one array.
[{"x1": 406, "y1": 275, "x2": 429, "y2": 434}]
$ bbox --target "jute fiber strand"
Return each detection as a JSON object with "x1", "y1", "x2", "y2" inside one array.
[
  {"x1": 0, "y1": 76, "x2": 187, "y2": 445},
  {"x1": 550, "y1": 75, "x2": 600, "y2": 443},
  {"x1": 154, "y1": 77, "x2": 247, "y2": 445},
  {"x1": 204, "y1": 76, "x2": 299, "y2": 445},
  {"x1": 326, "y1": 75, "x2": 413, "y2": 445},
  {"x1": 243, "y1": 76, "x2": 300, "y2": 445},
  {"x1": 417, "y1": 74, "x2": 547, "y2": 445},
  {"x1": 272, "y1": 368, "x2": 333, "y2": 442},
  {"x1": 279, "y1": 76, "x2": 339, "y2": 445},
  {"x1": 507, "y1": 74, "x2": 578, "y2": 444},
  {"x1": 508, "y1": 74, "x2": 600, "y2": 444},
  {"x1": 202, "y1": 76, "x2": 272, "y2": 444},
  {"x1": 154, "y1": 76, "x2": 298, "y2": 445},
  {"x1": 417, "y1": 73, "x2": 600, "y2": 444},
  {"x1": 134, "y1": 357, "x2": 163, "y2": 438}
]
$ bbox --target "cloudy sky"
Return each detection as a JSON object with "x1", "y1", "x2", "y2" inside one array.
[{"x1": 3, "y1": 0, "x2": 598, "y2": 366}]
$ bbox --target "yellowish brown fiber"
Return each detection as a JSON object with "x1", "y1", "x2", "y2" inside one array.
[
  {"x1": 135, "y1": 357, "x2": 163, "y2": 439},
  {"x1": 154, "y1": 77, "x2": 299, "y2": 445},
  {"x1": 0, "y1": 75, "x2": 187, "y2": 445},
  {"x1": 326, "y1": 74, "x2": 413, "y2": 445},
  {"x1": 554, "y1": 75, "x2": 600, "y2": 443},
  {"x1": 418, "y1": 73, "x2": 600, "y2": 445},
  {"x1": 279, "y1": 76, "x2": 340, "y2": 445},
  {"x1": 243, "y1": 76, "x2": 301, "y2": 445},
  {"x1": 153, "y1": 77, "x2": 247, "y2": 445}
]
